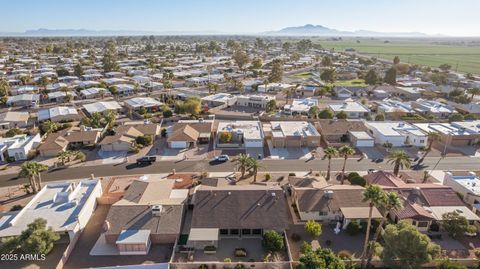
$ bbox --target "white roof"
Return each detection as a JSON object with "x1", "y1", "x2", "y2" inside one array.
[
  {"x1": 428, "y1": 206, "x2": 480, "y2": 221},
  {"x1": 447, "y1": 173, "x2": 480, "y2": 195},
  {"x1": 329, "y1": 101, "x2": 370, "y2": 113},
  {"x1": 189, "y1": 228, "x2": 219, "y2": 241},
  {"x1": 366, "y1": 121, "x2": 426, "y2": 137},
  {"x1": 83, "y1": 101, "x2": 122, "y2": 114},
  {"x1": 201, "y1": 93, "x2": 236, "y2": 103},
  {"x1": 80, "y1": 87, "x2": 107, "y2": 96},
  {"x1": 284, "y1": 98, "x2": 318, "y2": 113},
  {"x1": 116, "y1": 229, "x2": 151, "y2": 244},
  {"x1": 125, "y1": 97, "x2": 162, "y2": 108},
  {"x1": 349, "y1": 131, "x2": 374, "y2": 140},
  {"x1": 217, "y1": 121, "x2": 264, "y2": 140},
  {"x1": 0, "y1": 180, "x2": 100, "y2": 237},
  {"x1": 270, "y1": 121, "x2": 319, "y2": 138},
  {"x1": 377, "y1": 99, "x2": 414, "y2": 113},
  {"x1": 38, "y1": 106, "x2": 78, "y2": 121}
]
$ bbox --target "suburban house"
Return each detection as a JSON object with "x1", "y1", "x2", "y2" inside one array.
[
  {"x1": 99, "y1": 124, "x2": 159, "y2": 152},
  {"x1": 0, "y1": 111, "x2": 30, "y2": 129},
  {"x1": 263, "y1": 121, "x2": 320, "y2": 148},
  {"x1": 79, "y1": 87, "x2": 110, "y2": 99},
  {"x1": 443, "y1": 171, "x2": 480, "y2": 212},
  {"x1": 365, "y1": 121, "x2": 428, "y2": 147},
  {"x1": 38, "y1": 128, "x2": 102, "y2": 157},
  {"x1": 328, "y1": 101, "x2": 370, "y2": 119},
  {"x1": 315, "y1": 119, "x2": 370, "y2": 147},
  {"x1": 392, "y1": 87, "x2": 423, "y2": 100},
  {"x1": 124, "y1": 97, "x2": 163, "y2": 113},
  {"x1": 0, "y1": 134, "x2": 41, "y2": 161},
  {"x1": 37, "y1": 106, "x2": 80, "y2": 122},
  {"x1": 365, "y1": 171, "x2": 480, "y2": 231},
  {"x1": 103, "y1": 176, "x2": 188, "y2": 255},
  {"x1": 296, "y1": 85, "x2": 316, "y2": 97},
  {"x1": 201, "y1": 93, "x2": 237, "y2": 108},
  {"x1": 186, "y1": 185, "x2": 290, "y2": 250},
  {"x1": 235, "y1": 95, "x2": 275, "y2": 109},
  {"x1": 411, "y1": 99, "x2": 457, "y2": 118},
  {"x1": 6, "y1": 94, "x2": 40, "y2": 107},
  {"x1": 82, "y1": 101, "x2": 122, "y2": 115},
  {"x1": 257, "y1": 83, "x2": 293, "y2": 93},
  {"x1": 415, "y1": 121, "x2": 480, "y2": 146},
  {"x1": 284, "y1": 98, "x2": 318, "y2": 115},
  {"x1": 0, "y1": 180, "x2": 101, "y2": 248},
  {"x1": 289, "y1": 177, "x2": 382, "y2": 229},
  {"x1": 375, "y1": 99, "x2": 414, "y2": 117},
  {"x1": 216, "y1": 121, "x2": 264, "y2": 148},
  {"x1": 47, "y1": 91, "x2": 76, "y2": 103},
  {"x1": 167, "y1": 119, "x2": 213, "y2": 149},
  {"x1": 333, "y1": 86, "x2": 367, "y2": 99}
]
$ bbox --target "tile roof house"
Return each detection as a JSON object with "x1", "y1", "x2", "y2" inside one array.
[
  {"x1": 38, "y1": 129, "x2": 101, "y2": 157},
  {"x1": 166, "y1": 120, "x2": 213, "y2": 149},
  {"x1": 315, "y1": 119, "x2": 369, "y2": 146},
  {"x1": 99, "y1": 124, "x2": 160, "y2": 152},
  {"x1": 104, "y1": 176, "x2": 188, "y2": 255}
]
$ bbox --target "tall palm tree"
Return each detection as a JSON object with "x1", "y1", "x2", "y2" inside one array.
[
  {"x1": 18, "y1": 162, "x2": 49, "y2": 194},
  {"x1": 104, "y1": 110, "x2": 117, "y2": 129},
  {"x1": 365, "y1": 191, "x2": 403, "y2": 268},
  {"x1": 338, "y1": 145, "x2": 355, "y2": 184},
  {"x1": 323, "y1": 147, "x2": 338, "y2": 181},
  {"x1": 361, "y1": 185, "x2": 385, "y2": 268},
  {"x1": 418, "y1": 132, "x2": 441, "y2": 164},
  {"x1": 247, "y1": 157, "x2": 262, "y2": 183},
  {"x1": 387, "y1": 150, "x2": 411, "y2": 176},
  {"x1": 57, "y1": 151, "x2": 71, "y2": 165},
  {"x1": 235, "y1": 154, "x2": 250, "y2": 178},
  {"x1": 467, "y1": 87, "x2": 480, "y2": 100}
]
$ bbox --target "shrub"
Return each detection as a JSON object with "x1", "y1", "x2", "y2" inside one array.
[
  {"x1": 262, "y1": 230, "x2": 284, "y2": 252},
  {"x1": 474, "y1": 248, "x2": 480, "y2": 258},
  {"x1": 288, "y1": 173, "x2": 296, "y2": 176},
  {"x1": 300, "y1": 241, "x2": 312, "y2": 254},
  {"x1": 6, "y1": 156, "x2": 15, "y2": 163},
  {"x1": 224, "y1": 258, "x2": 232, "y2": 263},
  {"x1": 265, "y1": 173, "x2": 271, "y2": 181},
  {"x1": 161, "y1": 128, "x2": 167, "y2": 138},
  {"x1": 204, "y1": 245, "x2": 216, "y2": 251},
  {"x1": 346, "y1": 220, "x2": 362, "y2": 236},
  {"x1": 338, "y1": 250, "x2": 353, "y2": 260},
  {"x1": 136, "y1": 135, "x2": 153, "y2": 146},
  {"x1": 290, "y1": 233, "x2": 301, "y2": 242},
  {"x1": 305, "y1": 220, "x2": 322, "y2": 237},
  {"x1": 10, "y1": 205, "x2": 23, "y2": 211},
  {"x1": 467, "y1": 225, "x2": 477, "y2": 234},
  {"x1": 234, "y1": 264, "x2": 245, "y2": 269},
  {"x1": 347, "y1": 172, "x2": 360, "y2": 180},
  {"x1": 234, "y1": 248, "x2": 247, "y2": 257},
  {"x1": 198, "y1": 264, "x2": 208, "y2": 269},
  {"x1": 163, "y1": 108, "x2": 173, "y2": 118},
  {"x1": 348, "y1": 176, "x2": 366, "y2": 187}
]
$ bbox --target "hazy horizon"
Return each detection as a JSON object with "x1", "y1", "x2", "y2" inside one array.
[{"x1": 1, "y1": 0, "x2": 480, "y2": 37}]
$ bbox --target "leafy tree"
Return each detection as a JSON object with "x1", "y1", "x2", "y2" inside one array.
[
  {"x1": 437, "y1": 258, "x2": 467, "y2": 269},
  {"x1": 387, "y1": 150, "x2": 411, "y2": 176},
  {"x1": 18, "y1": 162, "x2": 49, "y2": 194},
  {"x1": 136, "y1": 135, "x2": 153, "y2": 147},
  {"x1": 464, "y1": 114, "x2": 478, "y2": 120},
  {"x1": 336, "y1": 111, "x2": 348, "y2": 119},
  {"x1": 304, "y1": 220, "x2": 322, "y2": 237},
  {"x1": 0, "y1": 79, "x2": 11, "y2": 99},
  {"x1": 102, "y1": 41, "x2": 119, "y2": 72},
  {"x1": 56, "y1": 68, "x2": 69, "y2": 77},
  {"x1": 320, "y1": 68, "x2": 336, "y2": 83},
  {"x1": 321, "y1": 56, "x2": 332, "y2": 67},
  {"x1": 384, "y1": 67, "x2": 397, "y2": 85},
  {"x1": 5, "y1": 128, "x2": 23, "y2": 137},
  {"x1": 442, "y1": 211, "x2": 468, "y2": 238},
  {"x1": 431, "y1": 73, "x2": 448, "y2": 86},
  {"x1": 296, "y1": 39, "x2": 313, "y2": 53},
  {"x1": 266, "y1": 99, "x2": 277, "y2": 113},
  {"x1": 262, "y1": 230, "x2": 284, "y2": 252},
  {"x1": 318, "y1": 109, "x2": 334, "y2": 119},
  {"x1": 162, "y1": 107, "x2": 173, "y2": 118},
  {"x1": 448, "y1": 113, "x2": 464, "y2": 123},
  {"x1": 393, "y1": 56, "x2": 400, "y2": 65},
  {"x1": 219, "y1": 132, "x2": 233, "y2": 143},
  {"x1": 360, "y1": 185, "x2": 386, "y2": 267},
  {"x1": 348, "y1": 175, "x2": 366, "y2": 186},
  {"x1": 268, "y1": 59, "x2": 284, "y2": 83},
  {"x1": 184, "y1": 97, "x2": 201, "y2": 116},
  {"x1": 250, "y1": 57, "x2": 263, "y2": 69},
  {"x1": 161, "y1": 128, "x2": 167, "y2": 138},
  {"x1": 381, "y1": 221, "x2": 441, "y2": 269},
  {"x1": 308, "y1": 106, "x2": 319, "y2": 118},
  {"x1": 439, "y1": 63, "x2": 452, "y2": 72},
  {"x1": 40, "y1": 120, "x2": 59, "y2": 134},
  {"x1": 232, "y1": 49, "x2": 249, "y2": 70},
  {"x1": 364, "y1": 69, "x2": 378, "y2": 85},
  {"x1": 297, "y1": 247, "x2": 346, "y2": 269},
  {"x1": 73, "y1": 63, "x2": 84, "y2": 77},
  {"x1": 339, "y1": 145, "x2": 355, "y2": 184},
  {"x1": 375, "y1": 114, "x2": 385, "y2": 121},
  {"x1": 467, "y1": 88, "x2": 480, "y2": 100}
]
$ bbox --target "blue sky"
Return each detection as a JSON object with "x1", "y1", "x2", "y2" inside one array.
[{"x1": 1, "y1": 0, "x2": 479, "y2": 36}]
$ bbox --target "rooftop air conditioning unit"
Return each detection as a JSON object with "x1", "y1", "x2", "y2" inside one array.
[{"x1": 151, "y1": 205, "x2": 163, "y2": 217}]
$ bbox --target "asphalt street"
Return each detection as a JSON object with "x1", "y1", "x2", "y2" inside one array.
[{"x1": 0, "y1": 156, "x2": 477, "y2": 188}]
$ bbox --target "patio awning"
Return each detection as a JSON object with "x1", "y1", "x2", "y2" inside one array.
[
  {"x1": 116, "y1": 229, "x2": 151, "y2": 245},
  {"x1": 341, "y1": 207, "x2": 382, "y2": 219},
  {"x1": 428, "y1": 206, "x2": 480, "y2": 221},
  {"x1": 189, "y1": 228, "x2": 219, "y2": 241}
]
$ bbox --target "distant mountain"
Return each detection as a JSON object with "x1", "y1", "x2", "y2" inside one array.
[{"x1": 264, "y1": 24, "x2": 428, "y2": 37}]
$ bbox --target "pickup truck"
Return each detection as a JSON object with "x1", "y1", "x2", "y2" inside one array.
[{"x1": 136, "y1": 156, "x2": 157, "y2": 165}]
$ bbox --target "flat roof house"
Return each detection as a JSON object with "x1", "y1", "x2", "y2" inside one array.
[
  {"x1": 37, "y1": 106, "x2": 79, "y2": 122},
  {"x1": 443, "y1": 171, "x2": 480, "y2": 211},
  {"x1": 79, "y1": 87, "x2": 110, "y2": 99},
  {"x1": 236, "y1": 94, "x2": 275, "y2": 109},
  {"x1": 284, "y1": 98, "x2": 318, "y2": 115},
  {"x1": 187, "y1": 185, "x2": 290, "y2": 250},
  {"x1": 104, "y1": 176, "x2": 188, "y2": 255},
  {"x1": 83, "y1": 101, "x2": 122, "y2": 115},
  {"x1": 264, "y1": 121, "x2": 320, "y2": 148},
  {"x1": 201, "y1": 93, "x2": 237, "y2": 108},
  {"x1": 0, "y1": 134, "x2": 41, "y2": 161},
  {"x1": 315, "y1": 119, "x2": 369, "y2": 147},
  {"x1": 0, "y1": 180, "x2": 102, "y2": 241},
  {"x1": 216, "y1": 121, "x2": 264, "y2": 148},
  {"x1": 411, "y1": 98, "x2": 457, "y2": 119},
  {"x1": 328, "y1": 101, "x2": 370, "y2": 119},
  {"x1": 6, "y1": 94, "x2": 40, "y2": 107},
  {"x1": 124, "y1": 97, "x2": 163, "y2": 113},
  {"x1": 375, "y1": 99, "x2": 414, "y2": 116},
  {"x1": 415, "y1": 121, "x2": 480, "y2": 147},
  {"x1": 0, "y1": 111, "x2": 29, "y2": 129},
  {"x1": 365, "y1": 121, "x2": 428, "y2": 147}
]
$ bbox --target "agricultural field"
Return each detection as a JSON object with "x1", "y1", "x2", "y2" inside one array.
[{"x1": 314, "y1": 38, "x2": 480, "y2": 74}]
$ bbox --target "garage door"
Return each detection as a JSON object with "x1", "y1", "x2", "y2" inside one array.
[
  {"x1": 356, "y1": 139, "x2": 374, "y2": 147},
  {"x1": 245, "y1": 140, "x2": 263, "y2": 148},
  {"x1": 286, "y1": 140, "x2": 301, "y2": 147},
  {"x1": 170, "y1": 141, "x2": 188, "y2": 148},
  {"x1": 273, "y1": 140, "x2": 284, "y2": 148}
]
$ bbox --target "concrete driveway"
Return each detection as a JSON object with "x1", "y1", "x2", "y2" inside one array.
[{"x1": 97, "y1": 150, "x2": 127, "y2": 164}]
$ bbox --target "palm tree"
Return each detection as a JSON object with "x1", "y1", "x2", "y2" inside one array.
[
  {"x1": 338, "y1": 145, "x2": 355, "y2": 184},
  {"x1": 104, "y1": 110, "x2": 117, "y2": 129},
  {"x1": 56, "y1": 151, "x2": 71, "y2": 165},
  {"x1": 247, "y1": 157, "x2": 262, "y2": 183},
  {"x1": 387, "y1": 150, "x2": 411, "y2": 176},
  {"x1": 361, "y1": 185, "x2": 385, "y2": 268},
  {"x1": 467, "y1": 87, "x2": 480, "y2": 100},
  {"x1": 236, "y1": 154, "x2": 250, "y2": 178},
  {"x1": 18, "y1": 162, "x2": 49, "y2": 194},
  {"x1": 365, "y1": 191, "x2": 403, "y2": 268},
  {"x1": 323, "y1": 147, "x2": 339, "y2": 181},
  {"x1": 418, "y1": 132, "x2": 441, "y2": 164}
]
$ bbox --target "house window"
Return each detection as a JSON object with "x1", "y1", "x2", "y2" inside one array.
[
  {"x1": 417, "y1": 221, "x2": 429, "y2": 228},
  {"x1": 220, "y1": 229, "x2": 228, "y2": 235},
  {"x1": 252, "y1": 229, "x2": 262, "y2": 235},
  {"x1": 412, "y1": 220, "x2": 417, "y2": 226},
  {"x1": 319, "y1": 211, "x2": 328, "y2": 216},
  {"x1": 242, "y1": 229, "x2": 251, "y2": 235},
  {"x1": 420, "y1": 140, "x2": 425, "y2": 143},
  {"x1": 229, "y1": 229, "x2": 239, "y2": 235}
]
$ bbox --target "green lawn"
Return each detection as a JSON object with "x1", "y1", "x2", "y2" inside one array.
[
  {"x1": 328, "y1": 79, "x2": 367, "y2": 87},
  {"x1": 291, "y1": 71, "x2": 313, "y2": 79},
  {"x1": 314, "y1": 38, "x2": 480, "y2": 74}
]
